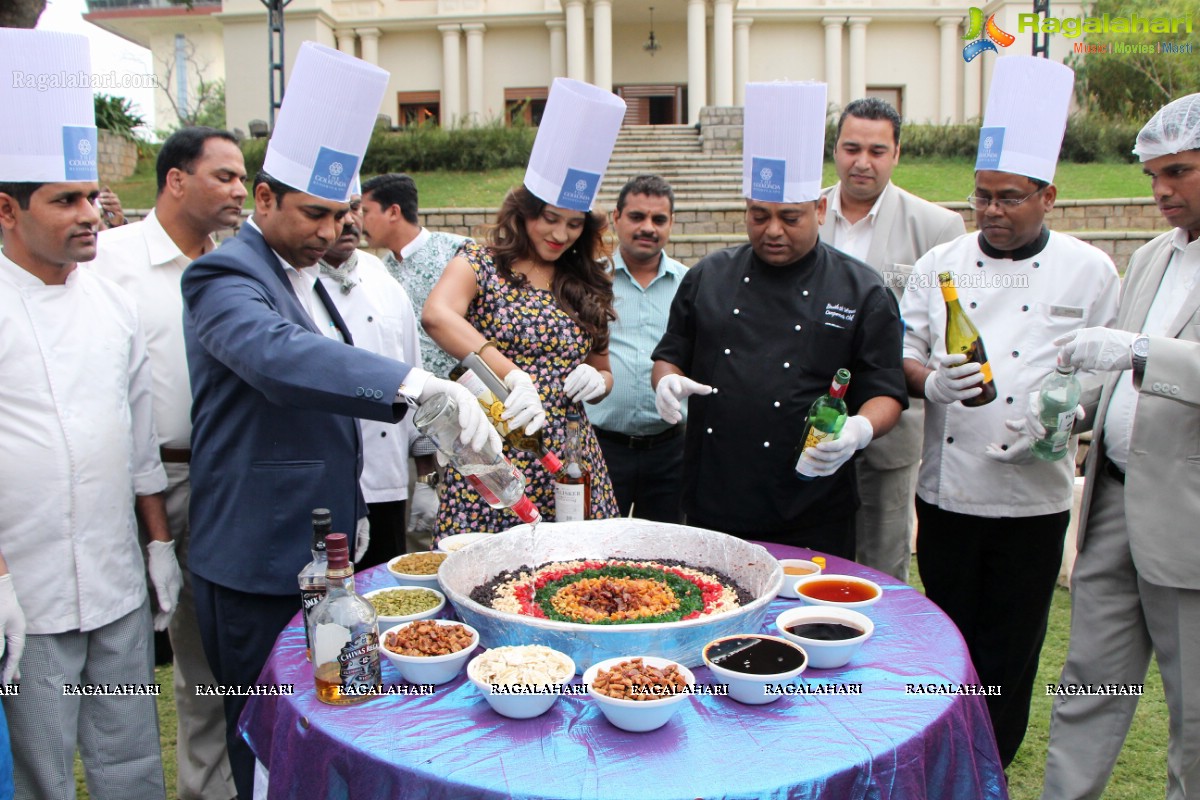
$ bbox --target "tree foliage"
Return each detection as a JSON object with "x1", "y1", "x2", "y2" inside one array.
[
  {"x1": 0, "y1": 0, "x2": 46, "y2": 28},
  {"x1": 94, "y1": 93, "x2": 146, "y2": 140},
  {"x1": 1070, "y1": 0, "x2": 1200, "y2": 117}
]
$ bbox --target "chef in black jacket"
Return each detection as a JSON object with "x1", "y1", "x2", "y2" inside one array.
[{"x1": 651, "y1": 81, "x2": 907, "y2": 558}]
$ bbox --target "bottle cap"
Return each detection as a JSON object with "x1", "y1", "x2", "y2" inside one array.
[
  {"x1": 541, "y1": 451, "x2": 564, "y2": 475},
  {"x1": 511, "y1": 496, "x2": 542, "y2": 525},
  {"x1": 325, "y1": 532, "x2": 350, "y2": 570},
  {"x1": 312, "y1": 508, "x2": 332, "y2": 550},
  {"x1": 812, "y1": 556, "x2": 827, "y2": 569}
]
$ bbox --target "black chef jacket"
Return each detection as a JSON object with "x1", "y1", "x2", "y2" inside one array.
[{"x1": 652, "y1": 240, "x2": 908, "y2": 537}]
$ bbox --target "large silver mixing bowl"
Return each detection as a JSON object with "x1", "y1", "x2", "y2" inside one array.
[{"x1": 437, "y1": 519, "x2": 783, "y2": 672}]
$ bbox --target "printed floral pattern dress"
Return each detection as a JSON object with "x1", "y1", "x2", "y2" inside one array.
[{"x1": 436, "y1": 242, "x2": 619, "y2": 535}]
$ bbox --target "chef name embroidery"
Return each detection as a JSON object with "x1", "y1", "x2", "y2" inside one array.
[{"x1": 824, "y1": 303, "x2": 857, "y2": 328}]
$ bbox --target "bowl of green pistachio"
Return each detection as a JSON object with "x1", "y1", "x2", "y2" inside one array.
[{"x1": 364, "y1": 586, "x2": 446, "y2": 627}]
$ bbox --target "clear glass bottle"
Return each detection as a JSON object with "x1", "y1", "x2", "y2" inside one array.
[
  {"x1": 795, "y1": 369, "x2": 851, "y2": 481},
  {"x1": 1032, "y1": 359, "x2": 1082, "y2": 461},
  {"x1": 414, "y1": 392, "x2": 542, "y2": 525},
  {"x1": 939, "y1": 271, "x2": 998, "y2": 406},
  {"x1": 553, "y1": 410, "x2": 592, "y2": 521},
  {"x1": 298, "y1": 508, "x2": 331, "y2": 661},
  {"x1": 310, "y1": 533, "x2": 381, "y2": 705}
]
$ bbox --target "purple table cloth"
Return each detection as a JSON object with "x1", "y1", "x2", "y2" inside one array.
[{"x1": 242, "y1": 544, "x2": 1008, "y2": 799}]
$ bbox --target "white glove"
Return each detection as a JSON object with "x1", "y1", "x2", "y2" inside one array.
[
  {"x1": 0, "y1": 574, "x2": 26, "y2": 685},
  {"x1": 924, "y1": 353, "x2": 985, "y2": 405},
  {"x1": 419, "y1": 376, "x2": 500, "y2": 452},
  {"x1": 562, "y1": 363, "x2": 607, "y2": 403},
  {"x1": 501, "y1": 371, "x2": 547, "y2": 434},
  {"x1": 655, "y1": 374, "x2": 713, "y2": 424},
  {"x1": 1055, "y1": 328, "x2": 1137, "y2": 372},
  {"x1": 986, "y1": 391, "x2": 1087, "y2": 465},
  {"x1": 409, "y1": 480, "x2": 439, "y2": 538},
  {"x1": 147, "y1": 539, "x2": 183, "y2": 633},
  {"x1": 354, "y1": 517, "x2": 370, "y2": 564},
  {"x1": 795, "y1": 415, "x2": 874, "y2": 478}
]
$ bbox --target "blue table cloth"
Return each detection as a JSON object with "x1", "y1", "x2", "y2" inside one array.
[{"x1": 242, "y1": 544, "x2": 1008, "y2": 799}]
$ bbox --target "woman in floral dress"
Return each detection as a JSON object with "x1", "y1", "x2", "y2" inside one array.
[{"x1": 423, "y1": 186, "x2": 620, "y2": 534}]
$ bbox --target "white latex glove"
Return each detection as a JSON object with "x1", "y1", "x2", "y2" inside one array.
[
  {"x1": 409, "y1": 480, "x2": 439, "y2": 538},
  {"x1": 0, "y1": 574, "x2": 26, "y2": 684},
  {"x1": 924, "y1": 353, "x2": 985, "y2": 405},
  {"x1": 419, "y1": 376, "x2": 500, "y2": 452},
  {"x1": 986, "y1": 391, "x2": 1087, "y2": 465},
  {"x1": 562, "y1": 363, "x2": 607, "y2": 403},
  {"x1": 147, "y1": 539, "x2": 183, "y2": 632},
  {"x1": 655, "y1": 374, "x2": 714, "y2": 424},
  {"x1": 501, "y1": 370, "x2": 547, "y2": 434},
  {"x1": 1055, "y1": 328, "x2": 1137, "y2": 372},
  {"x1": 795, "y1": 415, "x2": 874, "y2": 478},
  {"x1": 354, "y1": 517, "x2": 370, "y2": 564}
]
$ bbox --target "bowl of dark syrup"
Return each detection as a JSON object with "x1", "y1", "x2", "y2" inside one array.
[
  {"x1": 775, "y1": 606, "x2": 874, "y2": 669},
  {"x1": 793, "y1": 574, "x2": 882, "y2": 610},
  {"x1": 702, "y1": 634, "x2": 807, "y2": 705}
]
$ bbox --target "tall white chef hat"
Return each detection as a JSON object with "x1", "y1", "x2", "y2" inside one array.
[
  {"x1": 0, "y1": 29, "x2": 98, "y2": 183},
  {"x1": 975, "y1": 56, "x2": 1074, "y2": 184},
  {"x1": 1133, "y1": 93, "x2": 1200, "y2": 162},
  {"x1": 743, "y1": 81, "x2": 827, "y2": 203},
  {"x1": 262, "y1": 42, "x2": 389, "y2": 202},
  {"x1": 523, "y1": 78, "x2": 627, "y2": 211}
]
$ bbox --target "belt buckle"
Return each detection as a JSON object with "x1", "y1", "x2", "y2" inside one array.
[{"x1": 627, "y1": 433, "x2": 651, "y2": 449}]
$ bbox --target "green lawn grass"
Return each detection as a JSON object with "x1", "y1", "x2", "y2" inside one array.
[{"x1": 109, "y1": 159, "x2": 1150, "y2": 212}]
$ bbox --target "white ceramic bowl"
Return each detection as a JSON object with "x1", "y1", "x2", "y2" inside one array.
[
  {"x1": 776, "y1": 559, "x2": 824, "y2": 599},
  {"x1": 774, "y1": 606, "x2": 874, "y2": 669},
  {"x1": 466, "y1": 646, "x2": 576, "y2": 719},
  {"x1": 793, "y1": 574, "x2": 883, "y2": 610},
  {"x1": 702, "y1": 634, "x2": 808, "y2": 705},
  {"x1": 363, "y1": 586, "x2": 446, "y2": 628},
  {"x1": 436, "y1": 532, "x2": 495, "y2": 553},
  {"x1": 386, "y1": 553, "x2": 447, "y2": 589},
  {"x1": 380, "y1": 619, "x2": 479, "y2": 685},
  {"x1": 583, "y1": 656, "x2": 695, "y2": 732}
]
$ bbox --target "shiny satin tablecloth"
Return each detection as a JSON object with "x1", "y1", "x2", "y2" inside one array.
[{"x1": 241, "y1": 544, "x2": 1008, "y2": 799}]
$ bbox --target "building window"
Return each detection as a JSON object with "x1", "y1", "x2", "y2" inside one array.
[
  {"x1": 866, "y1": 86, "x2": 904, "y2": 118},
  {"x1": 396, "y1": 91, "x2": 441, "y2": 127},
  {"x1": 505, "y1": 87, "x2": 549, "y2": 126}
]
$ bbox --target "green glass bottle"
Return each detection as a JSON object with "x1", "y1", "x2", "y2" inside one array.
[
  {"x1": 795, "y1": 369, "x2": 851, "y2": 481},
  {"x1": 1032, "y1": 360, "x2": 1082, "y2": 461}
]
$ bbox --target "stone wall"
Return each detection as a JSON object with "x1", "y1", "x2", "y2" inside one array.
[
  {"x1": 97, "y1": 130, "x2": 138, "y2": 186},
  {"x1": 698, "y1": 106, "x2": 743, "y2": 155}
]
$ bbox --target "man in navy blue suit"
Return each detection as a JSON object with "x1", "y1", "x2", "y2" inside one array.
[{"x1": 180, "y1": 43, "x2": 494, "y2": 798}]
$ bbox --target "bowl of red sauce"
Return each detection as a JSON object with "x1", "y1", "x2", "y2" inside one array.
[{"x1": 792, "y1": 574, "x2": 882, "y2": 610}]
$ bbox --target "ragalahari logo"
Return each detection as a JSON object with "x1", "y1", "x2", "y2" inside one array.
[{"x1": 962, "y1": 8, "x2": 1015, "y2": 62}]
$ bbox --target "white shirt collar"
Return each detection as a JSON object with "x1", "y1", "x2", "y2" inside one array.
[
  {"x1": 399, "y1": 227, "x2": 431, "y2": 260},
  {"x1": 245, "y1": 216, "x2": 304, "y2": 275},
  {"x1": 830, "y1": 181, "x2": 891, "y2": 224}
]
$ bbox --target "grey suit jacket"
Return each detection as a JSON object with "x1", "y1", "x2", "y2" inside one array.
[
  {"x1": 819, "y1": 183, "x2": 967, "y2": 469},
  {"x1": 1077, "y1": 229, "x2": 1200, "y2": 589}
]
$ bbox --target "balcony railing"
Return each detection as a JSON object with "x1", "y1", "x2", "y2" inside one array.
[{"x1": 86, "y1": 0, "x2": 220, "y2": 11}]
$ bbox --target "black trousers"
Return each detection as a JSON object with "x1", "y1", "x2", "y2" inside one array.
[
  {"x1": 596, "y1": 435, "x2": 685, "y2": 523},
  {"x1": 915, "y1": 497, "x2": 1068, "y2": 768},
  {"x1": 688, "y1": 512, "x2": 857, "y2": 560},
  {"x1": 192, "y1": 573, "x2": 300, "y2": 800},
  {"x1": 364, "y1": 499, "x2": 408, "y2": 567}
]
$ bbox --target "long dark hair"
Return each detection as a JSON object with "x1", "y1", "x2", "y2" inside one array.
[{"x1": 487, "y1": 185, "x2": 616, "y2": 352}]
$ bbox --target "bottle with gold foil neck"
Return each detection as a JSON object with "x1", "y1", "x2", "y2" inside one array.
[{"x1": 938, "y1": 271, "x2": 997, "y2": 407}]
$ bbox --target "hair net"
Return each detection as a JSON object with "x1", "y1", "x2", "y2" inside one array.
[{"x1": 1133, "y1": 93, "x2": 1200, "y2": 162}]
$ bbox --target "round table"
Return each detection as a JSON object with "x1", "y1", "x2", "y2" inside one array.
[{"x1": 242, "y1": 543, "x2": 1008, "y2": 799}]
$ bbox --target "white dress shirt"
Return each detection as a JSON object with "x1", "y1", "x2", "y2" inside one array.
[
  {"x1": 0, "y1": 251, "x2": 167, "y2": 634},
  {"x1": 901, "y1": 231, "x2": 1120, "y2": 517},
  {"x1": 90, "y1": 209, "x2": 204, "y2": 449},
  {"x1": 826, "y1": 183, "x2": 888, "y2": 263},
  {"x1": 244, "y1": 217, "x2": 342, "y2": 341},
  {"x1": 1103, "y1": 228, "x2": 1200, "y2": 469},
  {"x1": 319, "y1": 250, "x2": 421, "y2": 503}
]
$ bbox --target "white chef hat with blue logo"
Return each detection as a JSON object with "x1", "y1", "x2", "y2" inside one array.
[
  {"x1": 975, "y1": 56, "x2": 1074, "y2": 184},
  {"x1": 523, "y1": 79, "x2": 627, "y2": 211},
  {"x1": 0, "y1": 29, "x2": 98, "y2": 183},
  {"x1": 263, "y1": 42, "x2": 389, "y2": 202},
  {"x1": 743, "y1": 81, "x2": 827, "y2": 204}
]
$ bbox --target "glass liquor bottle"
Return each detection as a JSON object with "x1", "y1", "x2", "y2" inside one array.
[
  {"x1": 414, "y1": 391, "x2": 542, "y2": 525},
  {"x1": 310, "y1": 533, "x2": 381, "y2": 705},
  {"x1": 1032, "y1": 358, "x2": 1082, "y2": 461},
  {"x1": 938, "y1": 271, "x2": 997, "y2": 406},
  {"x1": 553, "y1": 410, "x2": 592, "y2": 521},
  {"x1": 298, "y1": 508, "x2": 331, "y2": 661},
  {"x1": 795, "y1": 369, "x2": 851, "y2": 481},
  {"x1": 450, "y1": 352, "x2": 565, "y2": 475}
]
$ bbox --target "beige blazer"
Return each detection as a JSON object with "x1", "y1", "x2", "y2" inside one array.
[
  {"x1": 1077, "y1": 230, "x2": 1200, "y2": 590},
  {"x1": 819, "y1": 183, "x2": 966, "y2": 469}
]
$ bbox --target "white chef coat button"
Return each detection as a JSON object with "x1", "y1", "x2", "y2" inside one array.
[
  {"x1": 763, "y1": 441, "x2": 770, "y2": 448},
  {"x1": 724, "y1": 348, "x2": 731, "y2": 355},
  {"x1": 706, "y1": 428, "x2": 713, "y2": 434},
  {"x1": 783, "y1": 362, "x2": 790, "y2": 369},
  {"x1": 794, "y1": 324, "x2": 802, "y2": 331},
  {"x1": 743, "y1": 276, "x2": 750, "y2": 283},
  {"x1": 802, "y1": 290, "x2": 809, "y2": 297},
  {"x1": 733, "y1": 308, "x2": 740, "y2": 315},
  {"x1": 773, "y1": 401, "x2": 781, "y2": 408}
]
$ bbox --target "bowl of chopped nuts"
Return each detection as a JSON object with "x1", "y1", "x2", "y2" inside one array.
[
  {"x1": 380, "y1": 619, "x2": 479, "y2": 685},
  {"x1": 582, "y1": 655, "x2": 695, "y2": 732},
  {"x1": 467, "y1": 645, "x2": 576, "y2": 719},
  {"x1": 387, "y1": 552, "x2": 449, "y2": 589},
  {"x1": 364, "y1": 586, "x2": 446, "y2": 628}
]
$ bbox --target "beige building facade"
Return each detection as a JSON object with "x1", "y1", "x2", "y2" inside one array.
[{"x1": 87, "y1": 0, "x2": 1088, "y2": 135}]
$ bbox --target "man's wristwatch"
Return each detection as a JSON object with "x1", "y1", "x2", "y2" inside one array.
[
  {"x1": 416, "y1": 471, "x2": 440, "y2": 488},
  {"x1": 1131, "y1": 334, "x2": 1150, "y2": 375}
]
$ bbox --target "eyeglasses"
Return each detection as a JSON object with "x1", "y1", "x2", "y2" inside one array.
[{"x1": 966, "y1": 189, "x2": 1043, "y2": 211}]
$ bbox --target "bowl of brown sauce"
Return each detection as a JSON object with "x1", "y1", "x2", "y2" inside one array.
[
  {"x1": 774, "y1": 606, "x2": 874, "y2": 669},
  {"x1": 793, "y1": 574, "x2": 882, "y2": 610}
]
